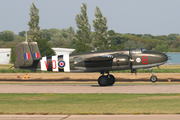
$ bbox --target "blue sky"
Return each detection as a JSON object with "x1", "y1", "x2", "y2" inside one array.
[{"x1": 1, "y1": 0, "x2": 180, "y2": 35}]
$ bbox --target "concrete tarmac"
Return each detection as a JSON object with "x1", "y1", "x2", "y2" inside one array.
[
  {"x1": 0, "y1": 84, "x2": 180, "y2": 93},
  {"x1": 1, "y1": 115, "x2": 180, "y2": 120}
]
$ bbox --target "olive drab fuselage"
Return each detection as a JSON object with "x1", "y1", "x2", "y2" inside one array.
[{"x1": 14, "y1": 42, "x2": 168, "y2": 86}]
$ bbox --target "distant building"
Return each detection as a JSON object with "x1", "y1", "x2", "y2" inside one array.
[
  {"x1": 0, "y1": 48, "x2": 75, "y2": 64},
  {"x1": 0, "y1": 48, "x2": 11, "y2": 64}
]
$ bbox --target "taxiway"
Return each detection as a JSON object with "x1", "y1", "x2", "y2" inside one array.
[{"x1": 0, "y1": 84, "x2": 180, "y2": 93}]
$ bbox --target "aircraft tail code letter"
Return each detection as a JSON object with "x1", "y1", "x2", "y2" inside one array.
[
  {"x1": 44, "y1": 61, "x2": 49, "y2": 69},
  {"x1": 52, "y1": 60, "x2": 57, "y2": 69}
]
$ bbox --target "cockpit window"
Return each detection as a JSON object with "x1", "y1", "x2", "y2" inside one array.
[
  {"x1": 74, "y1": 57, "x2": 82, "y2": 64},
  {"x1": 131, "y1": 49, "x2": 142, "y2": 54},
  {"x1": 142, "y1": 48, "x2": 147, "y2": 52}
]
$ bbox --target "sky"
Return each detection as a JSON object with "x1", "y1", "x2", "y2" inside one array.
[{"x1": 1, "y1": 0, "x2": 180, "y2": 36}]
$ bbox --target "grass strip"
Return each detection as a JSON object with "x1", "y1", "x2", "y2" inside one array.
[{"x1": 1, "y1": 93, "x2": 180, "y2": 114}]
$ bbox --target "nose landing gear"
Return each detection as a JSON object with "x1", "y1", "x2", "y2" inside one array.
[
  {"x1": 150, "y1": 69, "x2": 157, "y2": 83},
  {"x1": 98, "y1": 71, "x2": 115, "y2": 86}
]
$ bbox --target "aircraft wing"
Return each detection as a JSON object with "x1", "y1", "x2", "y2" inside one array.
[{"x1": 84, "y1": 55, "x2": 114, "y2": 62}]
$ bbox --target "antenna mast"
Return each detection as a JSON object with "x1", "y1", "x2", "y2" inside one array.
[{"x1": 25, "y1": 31, "x2": 27, "y2": 42}]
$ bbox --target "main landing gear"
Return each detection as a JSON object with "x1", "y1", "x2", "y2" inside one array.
[
  {"x1": 98, "y1": 71, "x2": 115, "y2": 86},
  {"x1": 150, "y1": 69, "x2": 157, "y2": 83}
]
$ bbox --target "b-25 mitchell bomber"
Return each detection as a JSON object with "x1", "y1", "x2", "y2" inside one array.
[{"x1": 14, "y1": 42, "x2": 168, "y2": 86}]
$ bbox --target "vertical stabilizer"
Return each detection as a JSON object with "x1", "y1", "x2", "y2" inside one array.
[
  {"x1": 14, "y1": 42, "x2": 33, "y2": 67},
  {"x1": 29, "y1": 42, "x2": 42, "y2": 60}
]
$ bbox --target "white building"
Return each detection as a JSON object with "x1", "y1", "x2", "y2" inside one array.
[
  {"x1": 52, "y1": 48, "x2": 75, "y2": 55},
  {"x1": 0, "y1": 48, "x2": 11, "y2": 64}
]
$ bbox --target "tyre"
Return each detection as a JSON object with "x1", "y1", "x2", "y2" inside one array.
[
  {"x1": 150, "y1": 75, "x2": 157, "y2": 83},
  {"x1": 107, "y1": 74, "x2": 115, "y2": 85},
  {"x1": 98, "y1": 75, "x2": 108, "y2": 86}
]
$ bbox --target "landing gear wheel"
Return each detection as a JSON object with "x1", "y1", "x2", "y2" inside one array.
[
  {"x1": 107, "y1": 74, "x2": 115, "y2": 85},
  {"x1": 98, "y1": 75, "x2": 108, "y2": 86},
  {"x1": 150, "y1": 75, "x2": 157, "y2": 83}
]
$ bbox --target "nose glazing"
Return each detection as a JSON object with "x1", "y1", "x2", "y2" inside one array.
[{"x1": 159, "y1": 53, "x2": 168, "y2": 63}]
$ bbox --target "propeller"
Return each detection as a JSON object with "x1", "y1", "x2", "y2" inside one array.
[
  {"x1": 129, "y1": 48, "x2": 133, "y2": 70},
  {"x1": 129, "y1": 48, "x2": 136, "y2": 75}
]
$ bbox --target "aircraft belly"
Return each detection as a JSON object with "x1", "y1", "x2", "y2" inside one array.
[{"x1": 133, "y1": 61, "x2": 166, "y2": 69}]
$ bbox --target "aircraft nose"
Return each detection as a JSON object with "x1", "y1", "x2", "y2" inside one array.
[{"x1": 159, "y1": 53, "x2": 168, "y2": 63}]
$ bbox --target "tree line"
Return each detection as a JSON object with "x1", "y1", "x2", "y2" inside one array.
[
  {"x1": 1, "y1": 29, "x2": 180, "y2": 52},
  {"x1": 1, "y1": 2, "x2": 180, "y2": 58}
]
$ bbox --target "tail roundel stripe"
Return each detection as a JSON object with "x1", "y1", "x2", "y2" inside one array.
[
  {"x1": 24, "y1": 53, "x2": 30, "y2": 59},
  {"x1": 33, "y1": 53, "x2": 39, "y2": 58}
]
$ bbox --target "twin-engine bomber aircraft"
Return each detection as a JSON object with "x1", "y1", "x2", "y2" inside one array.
[{"x1": 14, "y1": 42, "x2": 168, "y2": 86}]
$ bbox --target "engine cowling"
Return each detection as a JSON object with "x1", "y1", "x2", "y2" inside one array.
[{"x1": 114, "y1": 54, "x2": 129, "y2": 66}]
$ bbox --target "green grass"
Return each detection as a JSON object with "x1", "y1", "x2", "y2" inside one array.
[{"x1": 1, "y1": 93, "x2": 180, "y2": 114}]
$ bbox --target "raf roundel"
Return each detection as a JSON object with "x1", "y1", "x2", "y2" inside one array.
[
  {"x1": 58, "y1": 60, "x2": 66, "y2": 69},
  {"x1": 136, "y1": 58, "x2": 141, "y2": 63}
]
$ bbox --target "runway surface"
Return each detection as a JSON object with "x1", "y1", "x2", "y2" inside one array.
[
  {"x1": 1, "y1": 115, "x2": 180, "y2": 120},
  {"x1": 1, "y1": 84, "x2": 180, "y2": 93}
]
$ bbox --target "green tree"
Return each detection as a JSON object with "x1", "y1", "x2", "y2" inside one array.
[
  {"x1": 167, "y1": 34, "x2": 179, "y2": 40},
  {"x1": 124, "y1": 40, "x2": 136, "y2": 49},
  {"x1": 28, "y1": 2, "x2": 42, "y2": 41},
  {"x1": 93, "y1": 6, "x2": 109, "y2": 50},
  {"x1": 155, "y1": 41, "x2": 169, "y2": 52},
  {"x1": 75, "y1": 3, "x2": 91, "y2": 53},
  {"x1": 108, "y1": 30, "x2": 116, "y2": 37},
  {"x1": 36, "y1": 38, "x2": 55, "y2": 57},
  {"x1": 108, "y1": 44, "x2": 124, "y2": 50},
  {"x1": 18, "y1": 31, "x2": 30, "y2": 37},
  {"x1": 141, "y1": 34, "x2": 154, "y2": 39},
  {"x1": 0, "y1": 41, "x2": 5, "y2": 48},
  {"x1": 41, "y1": 27, "x2": 75, "y2": 48},
  {"x1": 136, "y1": 41, "x2": 145, "y2": 48},
  {"x1": 0, "y1": 30, "x2": 14, "y2": 42},
  {"x1": 18, "y1": 31, "x2": 26, "y2": 37},
  {"x1": 41, "y1": 29, "x2": 52, "y2": 41}
]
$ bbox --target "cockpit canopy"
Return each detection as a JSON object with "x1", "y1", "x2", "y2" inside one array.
[{"x1": 131, "y1": 48, "x2": 147, "y2": 54}]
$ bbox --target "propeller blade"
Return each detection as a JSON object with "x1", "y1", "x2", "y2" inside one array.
[{"x1": 129, "y1": 48, "x2": 133, "y2": 70}]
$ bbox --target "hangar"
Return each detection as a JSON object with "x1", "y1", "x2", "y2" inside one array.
[{"x1": 0, "y1": 48, "x2": 11, "y2": 64}]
